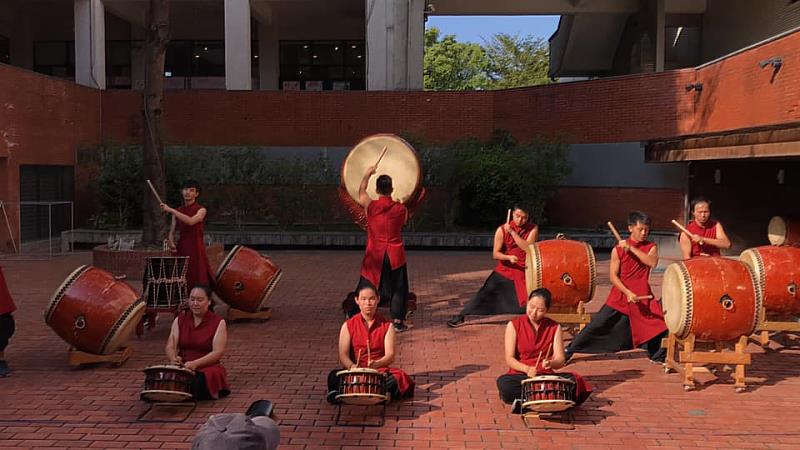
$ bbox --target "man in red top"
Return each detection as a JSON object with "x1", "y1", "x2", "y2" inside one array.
[
  {"x1": 161, "y1": 180, "x2": 215, "y2": 289},
  {"x1": 0, "y1": 265, "x2": 17, "y2": 377},
  {"x1": 354, "y1": 166, "x2": 410, "y2": 332},
  {"x1": 679, "y1": 197, "x2": 731, "y2": 259},
  {"x1": 565, "y1": 211, "x2": 668, "y2": 364}
]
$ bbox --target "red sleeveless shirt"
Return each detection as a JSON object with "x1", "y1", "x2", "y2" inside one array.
[
  {"x1": 178, "y1": 310, "x2": 229, "y2": 398},
  {"x1": 176, "y1": 202, "x2": 214, "y2": 289},
  {"x1": 494, "y1": 222, "x2": 536, "y2": 306},
  {"x1": 686, "y1": 219, "x2": 720, "y2": 257},
  {"x1": 346, "y1": 313, "x2": 414, "y2": 396}
]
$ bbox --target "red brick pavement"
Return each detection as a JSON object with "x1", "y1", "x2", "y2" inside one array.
[{"x1": 1, "y1": 250, "x2": 799, "y2": 449}]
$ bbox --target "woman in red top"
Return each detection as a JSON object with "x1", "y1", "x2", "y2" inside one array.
[
  {"x1": 679, "y1": 197, "x2": 731, "y2": 259},
  {"x1": 327, "y1": 283, "x2": 414, "y2": 403},
  {"x1": 448, "y1": 206, "x2": 538, "y2": 327},
  {"x1": 496, "y1": 288, "x2": 592, "y2": 410},
  {"x1": 566, "y1": 211, "x2": 668, "y2": 363},
  {"x1": 161, "y1": 180, "x2": 215, "y2": 289},
  {"x1": 166, "y1": 285, "x2": 230, "y2": 400},
  {"x1": 0, "y1": 265, "x2": 17, "y2": 377}
]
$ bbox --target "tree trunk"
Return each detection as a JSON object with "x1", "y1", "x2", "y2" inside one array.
[{"x1": 141, "y1": 0, "x2": 170, "y2": 247}]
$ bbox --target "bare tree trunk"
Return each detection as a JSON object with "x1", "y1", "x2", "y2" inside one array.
[{"x1": 141, "y1": 0, "x2": 170, "y2": 246}]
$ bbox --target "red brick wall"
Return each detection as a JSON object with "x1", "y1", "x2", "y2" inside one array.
[
  {"x1": 0, "y1": 65, "x2": 101, "y2": 250},
  {"x1": 546, "y1": 187, "x2": 685, "y2": 231}
]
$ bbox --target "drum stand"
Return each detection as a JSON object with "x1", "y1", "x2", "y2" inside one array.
[
  {"x1": 335, "y1": 401, "x2": 387, "y2": 427},
  {"x1": 752, "y1": 308, "x2": 800, "y2": 347},
  {"x1": 547, "y1": 301, "x2": 592, "y2": 333},
  {"x1": 68, "y1": 347, "x2": 133, "y2": 368},
  {"x1": 227, "y1": 307, "x2": 272, "y2": 321},
  {"x1": 662, "y1": 333, "x2": 751, "y2": 392},
  {"x1": 137, "y1": 401, "x2": 196, "y2": 423},
  {"x1": 522, "y1": 410, "x2": 575, "y2": 430}
]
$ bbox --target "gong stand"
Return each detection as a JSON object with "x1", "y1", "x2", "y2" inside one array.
[
  {"x1": 663, "y1": 333, "x2": 751, "y2": 392},
  {"x1": 67, "y1": 346, "x2": 133, "y2": 368},
  {"x1": 752, "y1": 307, "x2": 800, "y2": 347}
]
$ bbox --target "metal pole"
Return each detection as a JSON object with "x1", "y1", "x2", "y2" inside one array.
[{"x1": 48, "y1": 203, "x2": 52, "y2": 258}]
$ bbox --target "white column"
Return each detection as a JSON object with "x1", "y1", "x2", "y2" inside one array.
[
  {"x1": 366, "y1": 0, "x2": 424, "y2": 91},
  {"x1": 655, "y1": 0, "x2": 665, "y2": 72},
  {"x1": 74, "y1": 0, "x2": 106, "y2": 89},
  {"x1": 224, "y1": 0, "x2": 252, "y2": 90},
  {"x1": 257, "y1": 22, "x2": 279, "y2": 90}
]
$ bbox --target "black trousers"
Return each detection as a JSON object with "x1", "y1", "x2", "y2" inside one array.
[
  {"x1": 356, "y1": 253, "x2": 409, "y2": 322},
  {"x1": 0, "y1": 313, "x2": 15, "y2": 353},
  {"x1": 327, "y1": 369, "x2": 400, "y2": 398},
  {"x1": 458, "y1": 272, "x2": 524, "y2": 317},
  {"x1": 566, "y1": 305, "x2": 667, "y2": 362}
]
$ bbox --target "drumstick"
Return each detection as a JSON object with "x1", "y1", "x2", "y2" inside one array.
[
  {"x1": 366, "y1": 340, "x2": 371, "y2": 368},
  {"x1": 671, "y1": 219, "x2": 693, "y2": 237},
  {"x1": 506, "y1": 209, "x2": 511, "y2": 224},
  {"x1": 146, "y1": 179, "x2": 164, "y2": 205},
  {"x1": 533, "y1": 350, "x2": 543, "y2": 373},
  {"x1": 635, "y1": 295, "x2": 654, "y2": 300},
  {"x1": 355, "y1": 349, "x2": 362, "y2": 368},
  {"x1": 374, "y1": 146, "x2": 388, "y2": 168},
  {"x1": 607, "y1": 221, "x2": 623, "y2": 242}
]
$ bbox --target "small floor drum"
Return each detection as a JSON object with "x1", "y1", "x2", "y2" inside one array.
[
  {"x1": 142, "y1": 256, "x2": 189, "y2": 309},
  {"x1": 768, "y1": 216, "x2": 800, "y2": 247},
  {"x1": 662, "y1": 258, "x2": 763, "y2": 341},
  {"x1": 740, "y1": 246, "x2": 800, "y2": 316},
  {"x1": 526, "y1": 239, "x2": 596, "y2": 308},
  {"x1": 46, "y1": 265, "x2": 145, "y2": 355},
  {"x1": 335, "y1": 368, "x2": 388, "y2": 405},
  {"x1": 215, "y1": 245, "x2": 282, "y2": 313},
  {"x1": 341, "y1": 134, "x2": 422, "y2": 205},
  {"x1": 521, "y1": 375, "x2": 576, "y2": 412},
  {"x1": 141, "y1": 365, "x2": 195, "y2": 402}
]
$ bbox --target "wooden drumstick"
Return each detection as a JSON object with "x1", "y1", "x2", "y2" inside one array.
[
  {"x1": 506, "y1": 209, "x2": 511, "y2": 224},
  {"x1": 607, "y1": 221, "x2": 623, "y2": 242},
  {"x1": 533, "y1": 350, "x2": 543, "y2": 373},
  {"x1": 635, "y1": 295, "x2": 654, "y2": 300},
  {"x1": 671, "y1": 219, "x2": 693, "y2": 237},
  {"x1": 355, "y1": 349, "x2": 362, "y2": 368},
  {"x1": 374, "y1": 146, "x2": 388, "y2": 168},
  {"x1": 366, "y1": 340, "x2": 371, "y2": 368},
  {"x1": 146, "y1": 179, "x2": 164, "y2": 205}
]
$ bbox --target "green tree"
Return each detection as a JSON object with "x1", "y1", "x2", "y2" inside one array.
[
  {"x1": 484, "y1": 33, "x2": 552, "y2": 89},
  {"x1": 423, "y1": 27, "x2": 490, "y2": 91}
]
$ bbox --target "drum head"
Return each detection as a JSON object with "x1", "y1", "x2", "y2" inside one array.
[
  {"x1": 335, "y1": 393, "x2": 388, "y2": 405},
  {"x1": 45, "y1": 265, "x2": 91, "y2": 324},
  {"x1": 140, "y1": 389, "x2": 193, "y2": 403},
  {"x1": 336, "y1": 368, "x2": 382, "y2": 377},
  {"x1": 768, "y1": 216, "x2": 786, "y2": 246},
  {"x1": 102, "y1": 299, "x2": 146, "y2": 354},
  {"x1": 522, "y1": 375, "x2": 576, "y2": 385},
  {"x1": 525, "y1": 244, "x2": 542, "y2": 294},
  {"x1": 522, "y1": 399, "x2": 575, "y2": 413},
  {"x1": 661, "y1": 262, "x2": 691, "y2": 338},
  {"x1": 342, "y1": 134, "x2": 421, "y2": 204},
  {"x1": 143, "y1": 364, "x2": 195, "y2": 375}
]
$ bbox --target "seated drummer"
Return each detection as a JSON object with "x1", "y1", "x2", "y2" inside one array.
[
  {"x1": 166, "y1": 285, "x2": 230, "y2": 400},
  {"x1": 326, "y1": 283, "x2": 414, "y2": 403},
  {"x1": 497, "y1": 288, "x2": 592, "y2": 412}
]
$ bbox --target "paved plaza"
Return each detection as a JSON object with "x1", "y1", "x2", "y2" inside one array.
[{"x1": 0, "y1": 250, "x2": 799, "y2": 449}]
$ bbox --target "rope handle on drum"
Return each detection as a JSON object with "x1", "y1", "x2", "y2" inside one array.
[
  {"x1": 234, "y1": 281, "x2": 245, "y2": 292},
  {"x1": 561, "y1": 272, "x2": 573, "y2": 286},
  {"x1": 719, "y1": 294, "x2": 734, "y2": 311},
  {"x1": 788, "y1": 282, "x2": 797, "y2": 297},
  {"x1": 74, "y1": 315, "x2": 87, "y2": 330}
]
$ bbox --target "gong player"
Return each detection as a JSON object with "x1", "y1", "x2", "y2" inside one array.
[{"x1": 326, "y1": 284, "x2": 414, "y2": 404}]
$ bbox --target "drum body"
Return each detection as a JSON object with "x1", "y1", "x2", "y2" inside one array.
[
  {"x1": 662, "y1": 258, "x2": 762, "y2": 341},
  {"x1": 143, "y1": 256, "x2": 189, "y2": 309},
  {"x1": 214, "y1": 245, "x2": 282, "y2": 313},
  {"x1": 335, "y1": 368, "x2": 388, "y2": 405},
  {"x1": 521, "y1": 375, "x2": 576, "y2": 412},
  {"x1": 141, "y1": 365, "x2": 195, "y2": 402},
  {"x1": 740, "y1": 246, "x2": 800, "y2": 316},
  {"x1": 46, "y1": 265, "x2": 145, "y2": 355},
  {"x1": 526, "y1": 239, "x2": 596, "y2": 308},
  {"x1": 768, "y1": 216, "x2": 800, "y2": 247}
]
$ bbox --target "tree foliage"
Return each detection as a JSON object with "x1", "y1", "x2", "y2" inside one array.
[{"x1": 484, "y1": 34, "x2": 551, "y2": 89}]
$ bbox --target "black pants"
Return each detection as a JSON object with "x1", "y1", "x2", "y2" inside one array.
[
  {"x1": 356, "y1": 253, "x2": 409, "y2": 322},
  {"x1": 190, "y1": 372, "x2": 230, "y2": 401},
  {"x1": 458, "y1": 271, "x2": 524, "y2": 317},
  {"x1": 327, "y1": 369, "x2": 400, "y2": 398},
  {"x1": 566, "y1": 305, "x2": 667, "y2": 362},
  {"x1": 0, "y1": 313, "x2": 15, "y2": 353}
]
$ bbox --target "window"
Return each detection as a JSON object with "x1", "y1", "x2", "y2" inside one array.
[
  {"x1": 279, "y1": 40, "x2": 365, "y2": 90},
  {"x1": 0, "y1": 34, "x2": 9, "y2": 64},
  {"x1": 33, "y1": 41, "x2": 75, "y2": 79}
]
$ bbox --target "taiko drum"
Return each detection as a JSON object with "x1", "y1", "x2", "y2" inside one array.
[
  {"x1": 767, "y1": 216, "x2": 800, "y2": 247},
  {"x1": 525, "y1": 239, "x2": 596, "y2": 307},
  {"x1": 521, "y1": 375, "x2": 576, "y2": 412},
  {"x1": 214, "y1": 245, "x2": 282, "y2": 313},
  {"x1": 335, "y1": 368, "x2": 388, "y2": 405},
  {"x1": 662, "y1": 258, "x2": 762, "y2": 341},
  {"x1": 141, "y1": 365, "x2": 195, "y2": 402},
  {"x1": 45, "y1": 265, "x2": 145, "y2": 355},
  {"x1": 740, "y1": 246, "x2": 800, "y2": 316}
]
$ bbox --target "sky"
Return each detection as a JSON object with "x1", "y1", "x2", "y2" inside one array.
[{"x1": 425, "y1": 15, "x2": 561, "y2": 44}]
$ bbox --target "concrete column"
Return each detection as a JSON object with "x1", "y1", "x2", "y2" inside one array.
[
  {"x1": 366, "y1": 0, "x2": 424, "y2": 91},
  {"x1": 655, "y1": 0, "x2": 665, "y2": 72},
  {"x1": 224, "y1": 0, "x2": 252, "y2": 90},
  {"x1": 257, "y1": 22, "x2": 279, "y2": 90},
  {"x1": 74, "y1": 0, "x2": 106, "y2": 89}
]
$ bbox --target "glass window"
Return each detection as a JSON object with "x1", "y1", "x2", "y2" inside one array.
[{"x1": 279, "y1": 40, "x2": 365, "y2": 90}]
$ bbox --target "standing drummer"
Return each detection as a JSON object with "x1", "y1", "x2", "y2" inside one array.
[
  {"x1": 679, "y1": 197, "x2": 731, "y2": 259},
  {"x1": 565, "y1": 211, "x2": 668, "y2": 364},
  {"x1": 0, "y1": 265, "x2": 16, "y2": 377},
  {"x1": 326, "y1": 283, "x2": 414, "y2": 403},
  {"x1": 161, "y1": 179, "x2": 215, "y2": 289},
  {"x1": 354, "y1": 166, "x2": 411, "y2": 332}
]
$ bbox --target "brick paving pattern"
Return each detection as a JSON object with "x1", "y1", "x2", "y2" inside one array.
[{"x1": 1, "y1": 250, "x2": 799, "y2": 449}]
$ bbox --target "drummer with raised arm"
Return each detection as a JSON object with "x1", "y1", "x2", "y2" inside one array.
[
  {"x1": 326, "y1": 283, "x2": 414, "y2": 403},
  {"x1": 679, "y1": 197, "x2": 731, "y2": 259},
  {"x1": 496, "y1": 288, "x2": 591, "y2": 413},
  {"x1": 165, "y1": 285, "x2": 229, "y2": 400}
]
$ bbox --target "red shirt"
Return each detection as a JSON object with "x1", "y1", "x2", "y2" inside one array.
[
  {"x1": 178, "y1": 310, "x2": 229, "y2": 398},
  {"x1": 0, "y1": 266, "x2": 16, "y2": 316},
  {"x1": 494, "y1": 222, "x2": 536, "y2": 306},
  {"x1": 686, "y1": 219, "x2": 720, "y2": 257},
  {"x1": 507, "y1": 316, "x2": 559, "y2": 376},
  {"x1": 346, "y1": 313, "x2": 414, "y2": 396},
  {"x1": 176, "y1": 202, "x2": 214, "y2": 289},
  {"x1": 360, "y1": 196, "x2": 407, "y2": 287}
]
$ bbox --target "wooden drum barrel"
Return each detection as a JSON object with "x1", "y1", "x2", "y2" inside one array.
[
  {"x1": 45, "y1": 265, "x2": 145, "y2": 355},
  {"x1": 525, "y1": 239, "x2": 596, "y2": 307},
  {"x1": 767, "y1": 216, "x2": 800, "y2": 247},
  {"x1": 214, "y1": 245, "x2": 282, "y2": 313},
  {"x1": 662, "y1": 258, "x2": 763, "y2": 341},
  {"x1": 740, "y1": 246, "x2": 800, "y2": 316}
]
